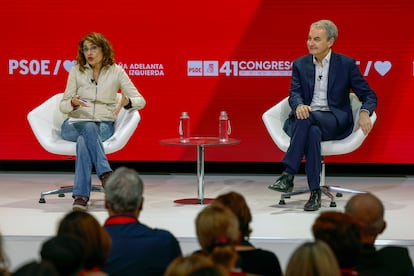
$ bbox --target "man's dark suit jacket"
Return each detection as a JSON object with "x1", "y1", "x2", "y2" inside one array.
[
  {"x1": 355, "y1": 244, "x2": 414, "y2": 276},
  {"x1": 284, "y1": 52, "x2": 378, "y2": 140}
]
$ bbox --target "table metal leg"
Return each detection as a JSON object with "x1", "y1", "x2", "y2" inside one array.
[
  {"x1": 174, "y1": 144, "x2": 214, "y2": 205},
  {"x1": 197, "y1": 144, "x2": 205, "y2": 203}
]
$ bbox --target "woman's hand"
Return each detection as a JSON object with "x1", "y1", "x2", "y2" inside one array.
[
  {"x1": 71, "y1": 95, "x2": 89, "y2": 109},
  {"x1": 112, "y1": 94, "x2": 129, "y2": 115}
]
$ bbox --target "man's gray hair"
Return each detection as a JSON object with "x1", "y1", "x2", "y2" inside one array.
[
  {"x1": 105, "y1": 167, "x2": 143, "y2": 213},
  {"x1": 311, "y1": 19, "x2": 338, "y2": 42}
]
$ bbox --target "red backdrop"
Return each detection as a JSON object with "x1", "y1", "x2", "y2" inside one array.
[{"x1": 2, "y1": 0, "x2": 414, "y2": 163}]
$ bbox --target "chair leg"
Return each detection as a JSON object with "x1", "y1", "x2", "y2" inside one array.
[
  {"x1": 321, "y1": 185, "x2": 336, "y2": 207},
  {"x1": 39, "y1": 185, "x2": 104, "y2": 203},
  {"x1": 321, "y1": 158, "x2": 366, "y2": 197},
  {"x1": 325, "y1": 185, "x2": 366, "y2": 197},
  {"x1": 279, "y1": 187, "x2": 310, "y2": 205},
  {"x1": 320, "y1": 160, "x2": 336, "y2": 207},
  {"x1": 39, "y1": 186, "x2": 74, "y2": 203},
  {"x1": 91, "y1": 185, "x2": 105, "y2": 193}
]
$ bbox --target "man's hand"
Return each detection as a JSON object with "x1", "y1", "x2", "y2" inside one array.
[
  {"x1": 296, "y1": 104, "x2": 312, "y2": 120},
  {"x1": 356, "y1": 110, "x2": 372, "y2": 135}
]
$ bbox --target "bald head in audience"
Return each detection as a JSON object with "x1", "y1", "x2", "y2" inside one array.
[{"x1": 344, "y1": 192, "x2": 386, "y2": 244}]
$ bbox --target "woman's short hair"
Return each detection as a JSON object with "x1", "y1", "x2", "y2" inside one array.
[{"x1": 76, "y1": 32, "x2": 115, "y2": 72}]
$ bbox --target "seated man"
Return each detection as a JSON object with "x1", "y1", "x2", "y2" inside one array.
[
  {"x1": 102, "y1": 167, "x2": 182, "y2": 276},
  {"x1": 268, "y1": 19, "x2": 377, "y2": 211},
  {"x1": 345, "y1": 192, "x2": 414, "y2": 276}
]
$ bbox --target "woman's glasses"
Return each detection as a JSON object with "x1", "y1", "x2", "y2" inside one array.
[{"x1": 82, "y1": 45, "x2": 99, "y2": 54}]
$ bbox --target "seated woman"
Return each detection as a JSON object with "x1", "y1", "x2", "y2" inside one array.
[{"x1": 59, "y1": 32, "x2": 146, "y2": 210}]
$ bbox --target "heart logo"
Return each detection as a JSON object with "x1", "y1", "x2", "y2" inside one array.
[
  {"x1": 374, "y1": 61, "x2": 391, "y2": 76},
  {"x1": 63, "y1": 60, "x2": 76, "y2": 72}
]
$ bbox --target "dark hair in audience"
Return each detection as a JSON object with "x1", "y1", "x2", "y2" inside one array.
[
  {"x1": 190, "y1": 266, "x2": 226, "y2": 276},
  {"x1": 312, "y1": 211, "x2": 361, "y2": 269},
  {"x1": 40, "y1": 235, "x2": 84, "y2": 276},
  {"x1": 57, "y1": 211, "x2": 111, "y2": 270},
  {"x1": 214, "y1": 191, "x2": 252, "y2": 241},
  {"x1": 12, "y1": 261, "x2": 59, "y2": 276}
]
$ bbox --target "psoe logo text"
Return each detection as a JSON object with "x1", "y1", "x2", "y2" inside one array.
[{"x1": 8, "y1": 59, "x2": 75, "y2": 75}]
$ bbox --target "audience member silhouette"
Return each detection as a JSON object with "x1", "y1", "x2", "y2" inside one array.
[
  {"x1": 164, "y1": 253, "x2": 226, "y2": 276},
  {"x1": 214, "y1": 191, "x2": 282, "y2": 276},
  {"x1": 57, "y1": 211, "x2": 111, "y2": 276},
  {"x1": 0, "y1": 232, "x2": 9, "y2": 276},
  {"x1": 195, "y1": 203, "x2": 250, "y2": 275},
  {"x1": 312, "y1": 211, "x2": 361, "y2": 276},
  {"x1": 102, "y1": 167, "x2": 182, "y2": 276},
  {"x1": 189, "y1": 267, "x2": 227, "y2": 276},
  {"x1": 40, "y1": 235, "x2": 84, "y2": 276},
  {"x1": 12, "y1": 261, "x2": 59, "y2": 276},
  {"x1": 345, "y1": 192, "x2": 414, "y2": 276},
  {"x1": 285, "y1": 240, "x2": 341, "y2": 276}
]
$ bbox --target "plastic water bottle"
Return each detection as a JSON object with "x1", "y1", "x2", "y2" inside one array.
[
  {"x1": 179, "y1": 112, "x2": 190, "y2": 142},
  {"x1": 219, "y1": 111, "x2": 231, "y2": 142}
]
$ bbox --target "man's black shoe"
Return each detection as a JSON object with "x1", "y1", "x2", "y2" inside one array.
[
  {"x1": 304, "y1": 189, "x2": 321, "y2": 211},
  {"x1": 268, "y1": 173, "x2": 294, "y2": 193}
]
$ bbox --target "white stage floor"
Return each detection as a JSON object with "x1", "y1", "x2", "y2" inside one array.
[{"x1": 1, "y1": 172, "x2": 414, "y2": 272}]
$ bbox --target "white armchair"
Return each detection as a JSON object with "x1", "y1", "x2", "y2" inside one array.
[
  {"x1": 262, "y1": 93, "x2": 377, "y2": 206},
  {"x1": 27, "y1": 93, "x2": 140, "y2": 203}
]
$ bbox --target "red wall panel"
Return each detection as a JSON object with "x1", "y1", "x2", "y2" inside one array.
[{"x1": 1, "y1": 0, "x2": 413, "y2": 163}]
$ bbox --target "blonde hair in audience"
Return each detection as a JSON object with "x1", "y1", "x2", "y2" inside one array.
[
  {"x1": 195, "y1": 204, "x2": 239, "y2": 270},
  {"x1": 285, "y1": 241, "x2": 341, "y2": 276},
  {"x1": 164, "y1": 253, "x2": 226, "y2": 276}
]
